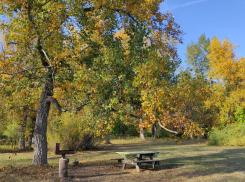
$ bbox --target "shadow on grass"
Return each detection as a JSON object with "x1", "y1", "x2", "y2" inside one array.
[
  {"x1": 101, "y1": 139, "x2": 206, "y2": 152},
  {"x1": 69, "y1": 171, "x2": 130, "y2": 179},
  {"x1": 164, "y1": 147, "x2": 245, "y2": 179}
]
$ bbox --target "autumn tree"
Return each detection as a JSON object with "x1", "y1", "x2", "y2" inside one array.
[
  {"x1": 0, "y1": 0, "x2": 183, "y2": 165},
  {"x1": 186, "y1": 34, "x2": 210, "y2": 77},
  {"x1": 206, "y1": 37, "x2": 245, "y2": 126},
  {"x1": 0, "y1": 31, "x2": 40, "y2": 149}
]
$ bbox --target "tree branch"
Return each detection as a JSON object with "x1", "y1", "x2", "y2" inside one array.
[
  {"x1": 45, "y1": 96, "x2": 62, "y2": 112},
  {"x1": 111, "y1": 108, "x2": 139, "y2": 118},
  {"x1": 82, "y1": 6, "x2": 137, "y2": 22},
  {"x1": 158, "y1": 120, "x2": 178, "y2": 134},
  {"x1": 0, "y1": 66, "x2": 52, "y2": 76}
]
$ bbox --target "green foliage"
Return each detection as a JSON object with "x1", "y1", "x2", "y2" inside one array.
[
  {"x1": 111, "y1": 120, "x2": 138, "y2": 137},
  {"x1": 208, "y1": 123, "x2": 245, "y2": 146},
  {"x1": 236, "y1": 106, "x2": 245, "y2": 123},
  {"x1": 3, "y1": 123, "x2": 19, "y2": 145},
  {"x1": 158, "y1": 128, "x2": 169, "y2": 138},
  {"x1": 186, "y1": 33, "x2": 210, "y2": 77}
]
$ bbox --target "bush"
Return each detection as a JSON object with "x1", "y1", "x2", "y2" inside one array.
[
  {"x1": 47, "y1": 112, "x2": 96, "y2": 151},
  {"x1": 208, "y1": 123, "x2": 245, "y2": 146},
  {"x1": 3, "y1": 123, "x2": 19, "y2": 145}
]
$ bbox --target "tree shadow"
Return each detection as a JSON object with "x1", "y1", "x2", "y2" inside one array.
[{"x1": 163, "y1": 147, "x2": 245, "y2": 179}]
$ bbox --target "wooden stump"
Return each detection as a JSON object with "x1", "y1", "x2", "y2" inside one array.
[{"x1": 59, "y1": 158, "x2": 69, "y2": 178}]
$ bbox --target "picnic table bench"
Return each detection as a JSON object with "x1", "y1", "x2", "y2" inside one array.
[{"x1": 112, "y1": 151, "x2": 165, "y2": 172}]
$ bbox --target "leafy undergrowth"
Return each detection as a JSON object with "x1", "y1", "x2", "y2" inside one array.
[
  {"x1": 208, "y1": 123, "x2": 245, "y2": 146},
  {"x1": 1, "y1": 138, "x2": 245, "y2": 181}
]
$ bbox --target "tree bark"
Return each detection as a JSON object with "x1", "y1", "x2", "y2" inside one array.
[
  {"x1": 32, "y1": 82, "x2": 53, "y2": 165},
  {"x1": 28, "y1": 117, "x2": 35, "y2": 148},
  {"x1": 106, "y1": 132, "x2": 111, "y2": 144},
  {"x1": 85, "y1": 134, "x2": 94, "y2": 150},
  {"x1": 19, "y1": 107, "x2": 28, "y2": 150},
  {"x1": 28, "y1": 135, "x2": 33, "y2": 148},
  {"x1": 19, "y1": 125, "x2": 25, "y2": 150},
  {"x1": 152, "y1": 121, "x2": 157, "y2": 139},
  {"x1": 139, "y1": 118, "x2": 145, "y2": 141}
]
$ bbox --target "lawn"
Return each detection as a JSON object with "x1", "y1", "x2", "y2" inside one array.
[{"x1": 1, "y1": 138, "x2": 245, "y2": 181}]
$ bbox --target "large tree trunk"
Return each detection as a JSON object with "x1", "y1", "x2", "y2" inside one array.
[
  {"x1": 32, "y1": 82, "x2": 52, "y2": 165},
  {"x1": 139, "y1": 118, "x2": 145, "y2": 141},
  {"x1": 152, "y1": 121, "x2": 157, "y2": 139}
]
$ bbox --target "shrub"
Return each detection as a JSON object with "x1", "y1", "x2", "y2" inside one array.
[
  {"x1": 236, "y1": 106, "x2": 245, "y2": 123},
  {"x1": 47, "y1": 112, "x2": 96, "y2": 151},
  {"x1": 208, "y1": 122, "x2": 245, "y2": 146},
  {"x1": 3, "y1": 123, "x2": 19, "y2": 145}
]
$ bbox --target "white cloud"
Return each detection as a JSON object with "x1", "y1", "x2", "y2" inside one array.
[
  {"x1": 161, "y1": 0, "x2": 208, "y2": 12},
  {"x1": 175, "y1": 0, "x2": 208, "y2": 9}
]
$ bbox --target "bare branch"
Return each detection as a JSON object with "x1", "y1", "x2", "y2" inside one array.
[
  {"x1": 41, "y1": 49, "x2": 50, "y2": 62},
  {"x1": 158, "y1": 120, "x2": 178, "y2": 134}
]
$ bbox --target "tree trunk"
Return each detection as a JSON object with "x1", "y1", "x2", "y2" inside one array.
[
  {"x1": 19, "y1": 107, "x2": 28, "y2": 150},
  {"x1": 152, "y1": 121, "x2": 157, "y2": 139},
  {"x1": 19, "y1": 125, "x2": 25, "y2": 150},
  {"x1": 28, "y1": 135, "x2": 33, "y2": 148},
  {"x1": 106, "y1": 132, "x2": 111, "y2": 144},
  {"x1": 32, "y1": 82, "x2": 53, "y2": 165},
  {"x1": 28, "y1": 117, "x2": 35, "y2": 148},
  {"x1": 85, "y1": 134, "x2": 94, "y2": 150},
  {"x1": 139, "y1": 118, "x2": 145, "y2": 141}
]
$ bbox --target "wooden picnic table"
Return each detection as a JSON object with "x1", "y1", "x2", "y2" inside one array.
[{"x1": 113, "y1": 151, "x2": 164, "y2": 172}]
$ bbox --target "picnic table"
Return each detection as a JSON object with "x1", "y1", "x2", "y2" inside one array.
[{"x1": 112, "y1": 151, "x2": 164, "y2": 172}]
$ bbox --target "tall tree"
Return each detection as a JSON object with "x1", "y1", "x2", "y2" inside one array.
[
  {"x1": 206, "y1": 37, "x2": 245, "y2": 126},
  {"x1": 186, "y1": 34, "x2": 210, "y2": 77},
  {"x1": 0, "y1": 0, "x2": 183, "y2": 165}
]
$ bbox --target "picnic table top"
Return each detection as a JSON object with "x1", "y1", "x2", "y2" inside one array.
[{"x1": 116, "y1": 151, "x2": 160, "y2": 159}]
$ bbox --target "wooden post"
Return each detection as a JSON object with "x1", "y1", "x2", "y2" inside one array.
[{"x1": 59, "y1": 158, "x2": 69, "y2": 178}]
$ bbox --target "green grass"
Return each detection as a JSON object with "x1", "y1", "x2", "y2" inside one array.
[{"x1": 1, "y1": 138, "x2": 245, "y2": 181}]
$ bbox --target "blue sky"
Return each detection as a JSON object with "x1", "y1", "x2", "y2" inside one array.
[{"x1": 160, "y1": 0, "x2": 245, "y2": 68}]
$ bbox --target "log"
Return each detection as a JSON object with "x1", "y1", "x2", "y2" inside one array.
[{"x1": 59, "y1": 158, "x2": 69, "y2": 178}]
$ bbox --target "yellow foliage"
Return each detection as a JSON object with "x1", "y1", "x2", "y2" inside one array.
[{"x1": 207, "y1": 37, "x2": 245, "y2": 125}]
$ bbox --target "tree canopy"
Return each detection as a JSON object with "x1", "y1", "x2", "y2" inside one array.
[{"x1": 0, "y1": 0, "x2": 183, "y2": 165}]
